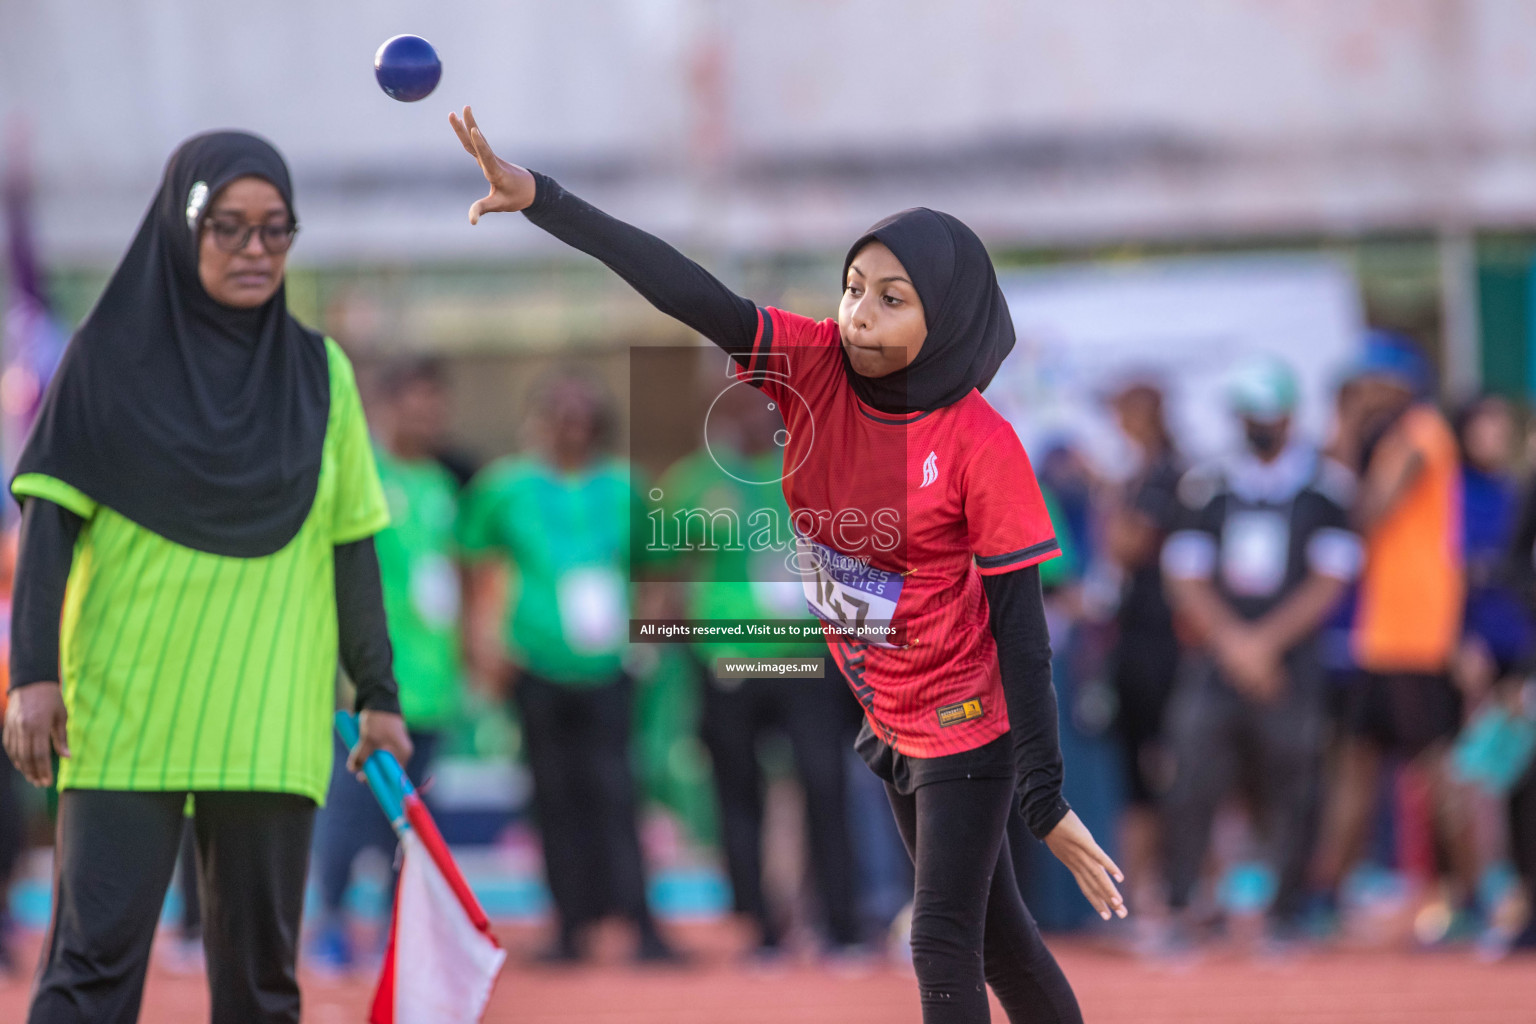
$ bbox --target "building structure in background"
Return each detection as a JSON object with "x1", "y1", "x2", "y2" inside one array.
[{"x1": 5, "y1": 0, "x2": 1536, "y2": 431}]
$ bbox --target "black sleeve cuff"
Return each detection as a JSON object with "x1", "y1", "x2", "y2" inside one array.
[
  {"x1": 355, "y1": 688, "x2": 402, "y2": 716},
  {"x1": 1024, "y1": 795, "x2": 1072, "y2": 842},
  {"x1": 524, "y1": 170, "x2": 561, "y2": 216}
]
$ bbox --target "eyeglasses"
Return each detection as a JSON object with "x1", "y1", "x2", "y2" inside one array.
[{"x1": 201, "y1": 218, "x2": 299, "y2": 255}]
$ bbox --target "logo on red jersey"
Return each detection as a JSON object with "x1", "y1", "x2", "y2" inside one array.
[
  {"x1": 920, "y1": 451, "x2": 938, "y2": 488},
  {"x1": 936, "y1": 698, "x2": 985, "y2": 727}
]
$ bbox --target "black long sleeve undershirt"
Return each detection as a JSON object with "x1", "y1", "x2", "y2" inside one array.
[
  {"x1": 523, "y1": 171, "x2": 760, "y2": 355},
  {"x1": 9, "y1": 497, "x2": 401, "y2": 716},
  {"x1": 10, "y1": 497, "x2": 82, "y2": 688},
  {"x1": 983, "y1": 564, "x2": 1071, "y2": 840},
  {"x1": 332, "y1": 538, "x2": 401, "y2": 715}
]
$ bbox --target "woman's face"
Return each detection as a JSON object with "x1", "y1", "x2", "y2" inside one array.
[
  {"x1": 838, "y1": 241, "x2": 927, "y2": 379},
  {"x1": 197, "y1": 176, "x2": 290, "y2": 309}
]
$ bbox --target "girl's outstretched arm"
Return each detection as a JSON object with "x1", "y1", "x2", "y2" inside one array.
[{"x1": 451, "y1": 106, "x2": 758, "y2": 355}]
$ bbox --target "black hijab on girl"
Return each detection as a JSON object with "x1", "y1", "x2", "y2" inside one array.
[
  {"x1": 841, "y1": 208, "x2": 1016, "y2": 414},
  {"x1": 14, "y1": 131, "x2": 329, "y2": 558}
]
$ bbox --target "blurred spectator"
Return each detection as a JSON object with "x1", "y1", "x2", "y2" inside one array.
[
  {"x1": 657, "y1": 382, "x2": 862, "y2": 958},
  {"x1": 1010, "y1": 472, "x2": 1125, "y2": 932},
  {"x1": 1157, "y1": 356, "x2": 1359, "y2": 949},
  {"x1": 310, "y1": 358, "x2": 469, "y2": 972},
  {"x1": 1315, "y1": 380, "x2": 1368, "y2": 713},
  {"x1": 1453, "y1": 396, "x2": 1531, "y2": 690},
  {"x1": 1497, "y1": 463, "x2": 1536, "y2": 953},
  {"x1": 1103, "y1": 380, "x2": 1185, "y2": 911},
  {"x1": 0, "y1": 527, "x2": 18, "y2": 975},
  {"x1": 1313, "y1": 333, "x2": 1468, "y2": 923},
  {"x1": 459, "y1": 370, "x2": 681, "y2": 964},
  {"x1": 1037, "y1": 442, "x2": 1095, "y2": 566}
]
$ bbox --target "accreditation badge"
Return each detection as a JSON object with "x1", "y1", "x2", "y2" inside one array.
[
  {"x1": 1220, "y1": 510, "x2": 1290, "y2": 598},
  {"x1": 410, "y1": 553, "x2": 460, "y2": 628},
  {"x1": 556, "y1": 565, "x2": 628, "y2": 654}
]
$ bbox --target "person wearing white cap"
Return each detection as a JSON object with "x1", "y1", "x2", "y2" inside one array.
[{"x1": 1154, "y1": 355, "x2": 1362, "y2": 952}]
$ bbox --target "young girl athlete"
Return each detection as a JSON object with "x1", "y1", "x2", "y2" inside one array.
[{"x1": 450, "y1": 107, "x2": 1125, "y2": 1023}]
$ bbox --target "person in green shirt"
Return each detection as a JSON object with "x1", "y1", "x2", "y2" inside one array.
[
  {"x1": 459, "y1": 370, "x2": 679, "y2": 964},
  {"x1": 1, "y1": 133, "x2": 410, "y2": 1024},
  {"x1": 310, "y1": 358, "x2": 469, "y2": 972},
  {"x1": 656, "y1": 381, "x2": 862, "y2": 957}
]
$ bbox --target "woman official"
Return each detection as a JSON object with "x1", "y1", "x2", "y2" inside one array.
[{"x1": 2, "y1": 132, "x2": 411, "y2": 1024}]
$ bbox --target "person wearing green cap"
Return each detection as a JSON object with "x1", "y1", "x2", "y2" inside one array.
[{"x1": 1154, "y1": 354, "x2": 1361, "y2": 951}]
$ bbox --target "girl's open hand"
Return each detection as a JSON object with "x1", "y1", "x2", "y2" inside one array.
[
  {"x1": 1043, "y1": 810, "x2": 1127, "y2": 921},
  {"x1": 449, "y1": 106, "x2": 537, "y2": 223}
]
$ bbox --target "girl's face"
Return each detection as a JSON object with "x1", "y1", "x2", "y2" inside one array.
[
  {"x1": 197, "y1": 176, "x2": 291, "y2": 309},
  {"x1": 838, "y1": 241, "x2": 927, "y2": 379}
]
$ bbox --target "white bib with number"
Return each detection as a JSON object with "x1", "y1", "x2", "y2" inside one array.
[{"x1": 794, "y1": 535, "x2": 905, "y2": 648}]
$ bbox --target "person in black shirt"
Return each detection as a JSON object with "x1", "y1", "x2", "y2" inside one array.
[
  {"x1": 1157, "y1": 356, "x2": 1361, "y2": 948},
  {"x1": 1104, "y1": 380, "x2": 1184, "y2": 912}
]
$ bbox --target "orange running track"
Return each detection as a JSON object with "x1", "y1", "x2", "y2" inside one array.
[{"x1": 1, "y1": 923, "x2": 1533, "y2": 1023}]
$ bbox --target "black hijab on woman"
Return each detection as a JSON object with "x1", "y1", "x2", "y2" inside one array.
[
  {"x1": 841, "y1": 208, "x2": 1016, "y2": 414},
  {"x1": 14, "y1": 131, "x2": 329, "y2": 558}
]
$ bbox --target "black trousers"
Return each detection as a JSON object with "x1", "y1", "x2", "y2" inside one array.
[
  {"x1": 887, "y1": 776, "x2": 1081, "y2": 1024},
  {"x1": 29, "y1": 789, "x2": 315, "y2": 1024},
  {"x1": 698, "y1": 665, "x2": 861, "y2": 946},
  {"x1": 1111, "y1": 626, "x2": 1181, "y2": 806},
  {"x1": 514, "y1": 673, "x2": 655, "y2": 937},
  {"x1": 1161, "y1": 657, "x2": 1323, "y2": 923}
]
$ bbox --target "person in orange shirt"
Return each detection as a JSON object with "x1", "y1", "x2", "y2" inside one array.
[{"x1": 1313, "y1": 333, "x2": 1468, "y2": 931}]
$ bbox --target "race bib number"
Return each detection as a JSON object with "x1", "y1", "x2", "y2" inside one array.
[
  {"x1": 1221, "y1": 510, "x2": 1290, "y2": 598},
  {"x1": 794, "y1": 535, "x2": 904, "y2": 648},
  {"x1": 556, "y1": 565, "x2": 628, "y2": 654}
]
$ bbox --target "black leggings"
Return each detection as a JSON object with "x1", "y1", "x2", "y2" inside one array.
[{"x1": 886, "y1": 776, "x2": 1080, "y2": 1024}]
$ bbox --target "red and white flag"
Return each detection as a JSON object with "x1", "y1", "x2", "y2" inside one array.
[{"x1": 370, "y1": 795, "x2": 506, "y2": 1024}]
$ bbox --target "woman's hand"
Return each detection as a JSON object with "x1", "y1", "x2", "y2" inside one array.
[
  {"x1": 448, "y1": 106, "x2": 538, "y2": 223},
  {"x1": 3, "y1": 682, "x2": 70, "y2": 787},
  {"x1": 1043, "y1": 810, "x2": 1127, "y2": 921},
  {"x1": 347, "y1": 710, "x2": 414, "y2": 778}
]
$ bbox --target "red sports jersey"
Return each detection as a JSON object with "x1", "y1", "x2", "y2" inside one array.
[{"x1": 737, "y1": 306, "x2": 1059, "y2": 758}]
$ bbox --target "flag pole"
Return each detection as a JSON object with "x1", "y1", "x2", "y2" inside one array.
[{"x1": 334, "y1": 710, "x2": 413, "y2": 834}]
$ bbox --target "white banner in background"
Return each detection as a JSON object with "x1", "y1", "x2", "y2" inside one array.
[{"x1": 989, "y1": 255, "x2": 1363, "y2": 478}]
